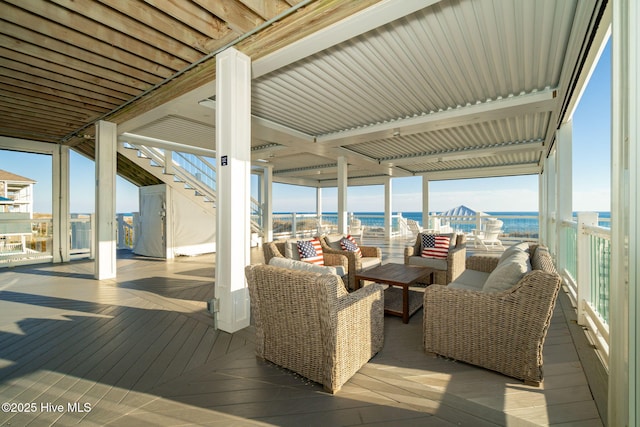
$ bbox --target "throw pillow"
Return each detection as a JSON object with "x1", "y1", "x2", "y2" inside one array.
[
  {"x1": 340, "y1": 235, "x2": 363, "y2": 257},
  {"x1": 421, "y1": 234, "x2": 451, "y2": 259},
  {"x1": 297, "y1": 238, "x2": 324, "y2": 265}
]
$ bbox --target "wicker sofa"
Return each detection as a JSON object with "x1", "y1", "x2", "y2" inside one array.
[
  {"x1": 404, "y1": 233, "x2": 466, "y2": 285},
  {"x1": 423, "y1": 243, "x2": 562, "y2": 385},
  {"x1": 245, "y1": 264, "x2": 384, "y2": 393},
  {"x1": 319, "y1": 234, "x2": 382, "y2": 290}
]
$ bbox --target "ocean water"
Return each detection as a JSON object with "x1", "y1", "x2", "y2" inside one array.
[{"x1": 294, "y1": 211, "x2": 612, "y2": 237}]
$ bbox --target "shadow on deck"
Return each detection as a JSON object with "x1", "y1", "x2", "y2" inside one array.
[{"x1": 0, "y1": 244, "x2": 604, "y2": 426}]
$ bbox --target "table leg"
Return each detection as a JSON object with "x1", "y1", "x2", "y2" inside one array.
[{"x1": 402, "y1": 285, "x2": 409, "y2": 324}]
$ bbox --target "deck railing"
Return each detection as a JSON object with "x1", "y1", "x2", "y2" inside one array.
[
  {"x1": 0, "y1": 217, "x2": 53, "y2": 266},
  {"x1": 559, "y1": 212, "x2": 611, "y2": 368}
]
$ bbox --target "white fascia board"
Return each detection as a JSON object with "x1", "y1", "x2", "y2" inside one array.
[
  {"x1": 383, "y1": 140, "x2": 545, "y2": 166},
  {"x1": 0, "y1": 136, "x2": 57, "y2": 154},
  {"x1": 317, "y1": 89, "x2": 558, "y2": 147},
  {"x1": 252, "y1": 0, "x2": 443, "y2": 79},
  {"x1": 271, "y1": 176, "x2": 321, "y2": 187},
  {"x1": 418, "y1": 164, "x2": 542, "y2": 181}
]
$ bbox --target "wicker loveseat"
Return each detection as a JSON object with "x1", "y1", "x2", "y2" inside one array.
[
  {"x1": 404, "y1": 233, "x2": 466, "y2": 285},
  {"x1": 319, "y1": 234, "x2": 382, "y2": 290},
  {"x1": 423, "y1": 243, "x2": 562, "y2": 385},
  {"x1": 245, "y1": 264, "x2": 384, "y2": 393}
]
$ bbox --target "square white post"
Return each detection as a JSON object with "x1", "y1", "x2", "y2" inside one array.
[
  {"x1": 611, "y1": 0, "x2": 638, "y2": 424},
  {"x1": 263, "y1": 165, "x2": 273, "y2": 242},
  {"x1": 422, "y1": 176, "x2": 429, "y2": 229},
  {"x1": 556, "y1": 121, "x2": 573, "y2": 273},
  {"x1": 95, "y1": 120, "x2": 117, "y2": 280},
  {"x1": 384, "y1": 177, "x2": 392, "y2": 239},
  {"x1": 337, "y1": 156, "x2": 348, "y2": 234},
  {"x1": 53, "y1": 144, "x2": 70, "y2": 262},
  {"x1": 215, "y1": 47, "x2": 251, "y2": 333}
]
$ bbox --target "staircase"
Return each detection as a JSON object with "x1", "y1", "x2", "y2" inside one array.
[{"x1": 117, "y1": 143, "x2": 264, "y2": 237}]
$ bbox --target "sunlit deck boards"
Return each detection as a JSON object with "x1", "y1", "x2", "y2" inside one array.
[{"x1": 0, "y1": 245, "x2": 603, "y2": 426}]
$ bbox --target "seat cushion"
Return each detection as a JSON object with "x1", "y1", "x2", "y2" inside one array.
[
  {"x1": 268, "y1": 257, "x2": 346, "y2": 278},
  {"x1": 448, "y1": 269, "x2": 490, "y2": 291},
  {"x1": 499, "y1": 242, "x2": 530, "y2": 263},
  {"x1": 406, "y1": 255, "x2": 447, "y2": 271}
]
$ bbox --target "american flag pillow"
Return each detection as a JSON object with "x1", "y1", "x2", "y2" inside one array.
[
  {"x1": 297, "y1": 238, "x2": 324, "y2": 265},
  {"x1": 340, "y1": 235, "x2": 362, "y2": 257},
  {"x1": 421, "y1": 234, "x2": 451, "y2": 259}
]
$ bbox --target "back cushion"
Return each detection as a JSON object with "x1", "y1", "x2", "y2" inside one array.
[{"x1": 483, "y1": 250, "x2": 531, "y2": 292}]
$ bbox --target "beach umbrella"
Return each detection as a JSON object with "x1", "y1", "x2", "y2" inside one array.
[{"x1": 438, "y1": 205, "x2": 487, "y2": 219}]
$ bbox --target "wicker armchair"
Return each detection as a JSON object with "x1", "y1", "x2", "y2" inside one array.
[
  {"x1": 423, "y1": 245, "x2": 562, "y2": 385},
  {"x1": 404, "y1": 233, "x2": 466, "y2": 285},
  {"x1": 319, "y1": 234, "x2": 382, "y2": 290},
  {"x1": 245, "y1": 264, "x2": 384, "y2": 393}
]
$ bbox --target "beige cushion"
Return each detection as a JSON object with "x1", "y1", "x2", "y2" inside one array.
[
  {"x1": 324, "y1": 234, "x2": 346, "y2": 251},
  {"x1": 448, "y1": 269, "x2": 490, "y2": 291},
  {"x1": 499, "y1": 242, "x2": 530, "y2": 263},
  {"x1": 406, "y1": 255, "x2": 447, "y2": 271},
  {"x1": 283, "y1": 238, "x2": 301, "y2": 260},
  {"x1": 269, "y1": 257, "x2": 346, "y2": 277},
  {"x1": 483, "y1": 251, "x2": 531, "y2": 293}
]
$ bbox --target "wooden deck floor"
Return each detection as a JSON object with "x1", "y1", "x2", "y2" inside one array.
[{"x1": 0, "y1": 240, "x2": 604, "y2": 426}]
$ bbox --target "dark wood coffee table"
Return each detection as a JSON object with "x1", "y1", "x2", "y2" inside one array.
[{"x1": 355, "y1": 263, "x2": 434, "y2": 323}]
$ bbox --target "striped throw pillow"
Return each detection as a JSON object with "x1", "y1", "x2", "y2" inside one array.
[
  {"x1": 297, "y1": 238, "x2": 324, "y2": 265},
  {"x1": 340, "y1": 235, "x2": 362, "y2": 257},
  {"x1": 421, "y1": 234, "x2": 450, "y2": 259}
]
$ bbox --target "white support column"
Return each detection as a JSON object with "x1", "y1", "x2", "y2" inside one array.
[
  {"x1": 52, "y1": 144, "x2": 70, "y2": 262},
  {"x1": 94, "y1": 120, "x2": 117, "y2": 280},
  {"x1": 337, "y1": 156, "x2": 348, "y2": 234},
  {"x1": 556, "y1": 121, "x2": 573, "y2": 273},
  {"x1": 546, "y1": 150, "x2": 557, "y2": 257},
  {"x1": 215, "y1": 47, "x2": 251, "y2": 333},
  {"x1": 384, "y1": 177, "x2": 392, "y2": 239},
  {"x1": 422, "y1": 176, "x2": 429, "y2": 229},
  {"x1": 576, "y1": 212, "x2": 598, "y2": 325},
  {"x1": 611, "y1": 0, "x2": 638, "y2": 425},
  {"x1": 316, "y1": 187, "x2": 322, "y2": 219},
  {"x1": 263, "y1": 165, "x2": 273, "y2": 242}
]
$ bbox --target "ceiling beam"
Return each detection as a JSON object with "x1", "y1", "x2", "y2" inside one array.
[
  {"x1": 380, "y1": 139, "x2": 545, "y2": 166},
  {"x1": 316, "y1": 89, "x2": 558, "y2": 147},
  {"x1": 252, "y1": 0, "x2": 442, "y2": 78},
  {"x1": 417, "y1": 163, "x2": 542, "y2": 181}
]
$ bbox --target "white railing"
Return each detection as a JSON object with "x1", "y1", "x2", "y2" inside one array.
[
  {"x1": 0, "y1": 217, "x2": 53, "y2": 266},
  {"x1": 559, "y1": 212, "x2": 611, "y2": 368}
]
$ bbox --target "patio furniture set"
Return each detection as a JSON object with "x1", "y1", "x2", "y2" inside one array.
[{"x1": 247, "y1": 232, "x2": 562, "y2": 393}]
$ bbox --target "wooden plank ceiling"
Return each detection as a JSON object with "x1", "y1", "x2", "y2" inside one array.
[{"x1": 0, "y1": 0, "x2": 378, "y2": 185}]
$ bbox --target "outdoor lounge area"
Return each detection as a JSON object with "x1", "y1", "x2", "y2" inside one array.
[{"x1": 0, "y1": 240, "x2": 605, "y2": 426}]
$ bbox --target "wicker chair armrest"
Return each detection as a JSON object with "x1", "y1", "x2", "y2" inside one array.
[
  {"x1": 360, "y1": 246, "x2": 382, "y2": 258},
  {"x1": 262, "y1": 241, "x2": 285, "y2": 264},
  {"x1": 323, "y1": 252, "x2": 349, "y2": 270},
  {"x1": 423, "y1": 270, "x2": 562, "y2": 384},
  {"x1": 446, "y1": 244, "x2": 467, "y2": 284},
  {"x1": 465, "y1": 255, "x2": 500, "y2": 272},
  {"x1": 324, "y1": 282, "x2": 385, "y2": 392}
]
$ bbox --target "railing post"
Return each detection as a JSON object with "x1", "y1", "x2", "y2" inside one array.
[
  {"x1": 116, "y1": 214, "x2": 125, "y2": 249},
  {"x1": 89, "y1": 213, "x2": 95, "y2": 260},
  {"x1": 164, "y1": 150, "x2": 174, "y2": 175},
  {"x1": 576, "y1": 212, "x2": 598, "y2": 325},
  {"x1": 291, "y1": 213, "x2": 297, "y2": 237}
]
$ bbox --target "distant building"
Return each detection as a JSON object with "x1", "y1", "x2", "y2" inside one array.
[{"x1": 0, "y1": 170, "x2": 36, "y2": 215}]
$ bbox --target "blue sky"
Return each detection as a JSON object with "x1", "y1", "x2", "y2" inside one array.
[{"x1": 1, "y1": 40, "x2": 611, "y2": 214}]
